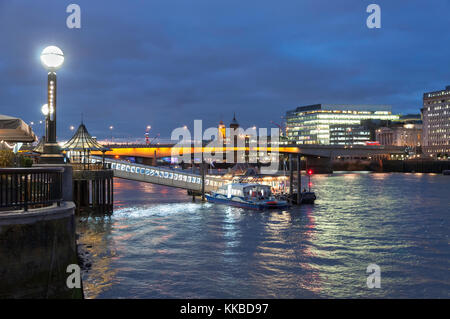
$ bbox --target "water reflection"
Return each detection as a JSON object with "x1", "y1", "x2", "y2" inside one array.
[
  {"x1": 77, "y1": 216, "x2": 119, "y2": 299},
  {"x1": 78, "y1": 174, "x2": 450, "y2": 298}
]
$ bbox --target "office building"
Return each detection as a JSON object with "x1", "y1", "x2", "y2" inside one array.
[
  {"x1": 422, "y1": 86, "x2": 450, "y2": 157},
  {"x1": 285, "y1": 104, "x2": 399, "y2": 145}
]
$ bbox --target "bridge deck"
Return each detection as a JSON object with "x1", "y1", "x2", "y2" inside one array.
[{"x1": 92, "y1": 144, "x2": 406, "y2": 159}]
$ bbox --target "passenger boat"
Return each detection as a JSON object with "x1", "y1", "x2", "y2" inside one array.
[{"x1": 206, "y1": 183, "x2": 289, "y2": 210}]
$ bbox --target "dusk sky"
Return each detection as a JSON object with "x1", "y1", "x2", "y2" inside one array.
[{"x1": 1, "y1": 0, "x2": 449, "y2": 140}]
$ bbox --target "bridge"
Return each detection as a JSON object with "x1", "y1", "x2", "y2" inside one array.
[
  {"x1": 90, "y1": 156, "x2": 225, "y2": 193},
  {"x1": 86, "y1": 143, "x2": 405, "y2": 190},
  {"x1": 92, "y1": 143, "x2": 406, "y2": 160}
]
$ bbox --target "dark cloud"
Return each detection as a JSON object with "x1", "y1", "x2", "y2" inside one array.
[{"x1": 1, "y1": 0, "x2": 449, "y2": 140}]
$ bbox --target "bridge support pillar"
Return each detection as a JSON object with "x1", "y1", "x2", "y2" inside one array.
[
  {"x1": 201, "y1": 159, "x2": 206, "y2": 202},
  {"x1": 289, "y1": 154, "x2": 293, "y2": 201},
  {"x1": 297, "y1": 154, "x2": 301, "y2": 205},
  {"x1": 306, "y1": 157, "x2": 333, "y2": 174}
]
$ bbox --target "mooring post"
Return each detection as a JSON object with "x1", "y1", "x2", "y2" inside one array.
[
  {"x1": 289, "y1": 154, "x2": 293, "y2": 201},
  {"x1": 77, "y1": 180, "x2": 81, "y2": 214},
  {"x1": 201, "y1": 158, "x2": 206, "y2": 202},
  {"x1": 297, "y1": 154, "x2": 301, "y2": 205}
]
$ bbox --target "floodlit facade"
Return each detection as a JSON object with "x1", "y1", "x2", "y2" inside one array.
[
  {"x1": 422, "y1": 86, "x2": 450, "y2": 158},
  {"x1": 285, "y1": 104, "x2": 399, "y2": 145},
  {"x1": 376, "y1": 124, "x2": 422, "y2": 148},
  {"x1": 376, "y1": 115, "x2": 422, "y2": 151}
]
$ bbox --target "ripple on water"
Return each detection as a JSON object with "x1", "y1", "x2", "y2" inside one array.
[{"x1": 78, "y1": 174, "x2": 450, "y2": 298}]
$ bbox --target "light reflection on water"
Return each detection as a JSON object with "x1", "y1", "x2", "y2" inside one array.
[{"x1": 77, "y1": 173, "x2": 450, "y2": 298}]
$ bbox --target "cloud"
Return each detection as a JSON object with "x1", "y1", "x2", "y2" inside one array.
[{"x1": 0, "y1": 0, "x2": 449, "y2": 139}]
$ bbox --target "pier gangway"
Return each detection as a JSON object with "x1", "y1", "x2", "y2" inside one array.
[{"x1": 90, "y1": 156, "x2": 225, "y2": 192}]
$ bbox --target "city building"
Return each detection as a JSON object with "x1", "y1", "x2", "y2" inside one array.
[
  {"x1": 376, "y1": 114, "x2": 422, "y2": 153},
  {"x1": 230, "y1": 113, "x2": 240, "y2": 130},
  {"x1": 422, "y1": 86, "x2": 450, "y2": 158},
  {"x1": 285, "y1": 104, "x2": 399, "y2": 145}
]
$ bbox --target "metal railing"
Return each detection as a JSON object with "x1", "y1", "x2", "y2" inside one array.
[
  {"x1": 71, "y1": 162, "x2": 108, "y2": 171},
  {"x1": 0, "y1": 167, "x2": 64, "y2": 211}
]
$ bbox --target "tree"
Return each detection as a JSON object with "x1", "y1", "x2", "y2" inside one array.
[{"x1": 0, "y1": 150, "x2": 14, "y2": 167}]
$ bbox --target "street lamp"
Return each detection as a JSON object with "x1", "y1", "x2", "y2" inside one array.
[
  {"x1": 109, "y1": 125, "x2": 114, "y2": 144},
  {"x1": 145, "y1": 125, "x2": 151, "y2": 144},
  {"x1": 39, "y1": 46, "x2": 65, "y2": 164},
  {"x1": 41, "y1": 103, "x2": 54, "y2": 116}
]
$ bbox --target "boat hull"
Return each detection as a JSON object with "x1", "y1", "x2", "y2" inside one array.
[{"x1": 205, "y1": 194, "x2": 289, "y2": 210}]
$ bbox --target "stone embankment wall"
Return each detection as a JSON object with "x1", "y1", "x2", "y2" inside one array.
[{"x1": 0, "y1": 202, "x2": 83, "y2": 299}]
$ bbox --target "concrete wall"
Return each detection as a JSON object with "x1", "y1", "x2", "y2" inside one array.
[
  {"x1": 0, "y1": 202, "x2": 82, "y2": 299},
  {"x1": 305, "y1": 157, "x2": 333, "y2": 174},
  {"x1": 381, "y1": 160, "x2": 450, "y2": 173}
]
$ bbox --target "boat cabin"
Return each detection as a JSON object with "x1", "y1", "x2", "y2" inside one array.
[{"x1": 216, "y1": 183, "x2": 272, "y2": 199}]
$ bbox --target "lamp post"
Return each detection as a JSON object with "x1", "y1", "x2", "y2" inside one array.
[
  {"x1": 109, "y1": 125, "x2": 114, "y2": 144},
  {"x1": 39, "y1": 46, "x2": 65, "y2": 164},
  {"x1": 145, "y1": 125, "x2": 151, "y2": 144}
]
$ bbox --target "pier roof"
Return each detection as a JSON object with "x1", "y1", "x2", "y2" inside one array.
[
  {"x1": 0, "y1": 114, "x2": 37, "y2": 143},
  {"x1": 63, "y1": 123, "x2": 110, "y2": 152}
]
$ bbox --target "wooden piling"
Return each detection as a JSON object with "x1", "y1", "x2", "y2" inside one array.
[
  {"x1": 289, "y1": 154, "x2": 293, "y2": 199},
  {"x1": 201, "y1": 160, "x2": 206, "y2": 202},
  {"x1": 297, "y1": 154, "x2": 301, "y2": 205},
  {"x1": 72, "y1": 168, "x2": 114, "y2": 214}
]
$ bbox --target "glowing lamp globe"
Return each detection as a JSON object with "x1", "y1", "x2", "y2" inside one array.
[
  {"x1": 40, "y1": 46, "x2": 64, "y2": 71},
  {"x1": 41, "y1": 104, "x2": 54, "y2": 116}
]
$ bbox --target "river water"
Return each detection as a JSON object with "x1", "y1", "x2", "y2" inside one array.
[{"x1": 77, "y1": 172, "x2": 449, "y2": 298}]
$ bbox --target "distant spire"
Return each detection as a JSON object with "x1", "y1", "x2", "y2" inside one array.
[
  {"x1": 81, "y1": 113, "x2": 84, "y2": 124},
  {"x1": 230, "y1": 112, "x2": 239, "y2": 128}
]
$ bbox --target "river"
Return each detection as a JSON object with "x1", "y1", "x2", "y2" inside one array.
[{"x1": 77, "y1": 172, "x2": 449, "y2": 298}]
